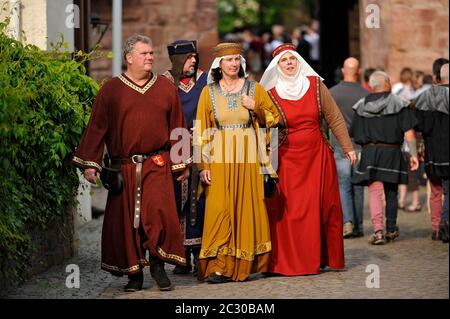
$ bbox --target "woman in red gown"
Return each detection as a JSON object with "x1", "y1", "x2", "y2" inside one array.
[{"x1": 260, "y1": 44, "x2": 356, "y2": 275}]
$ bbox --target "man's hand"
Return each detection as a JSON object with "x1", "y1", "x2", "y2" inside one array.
[
  {"x1": 346, "y1": 150, "x2": 357, "y2": 166},
  {"x1": 176, "y1": 168, "x2": 190, "y2": 182},
  {"x1": 84, "y1": 168, "x2": 99, "y2": 184},
  {"x1": 199, "y1": 169, "x2": 211, "y2": 185},
  {"x1": 241, "y1": 94, "x2": 255, "y2": 110},
  {"x1": 410, "y1": 156, "x2": 419, "y2": 171}
]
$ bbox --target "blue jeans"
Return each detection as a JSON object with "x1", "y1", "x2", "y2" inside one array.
[
  {"x1": 442, "y1": 178, "x2": 449, "y2": 222},
  {"x1": 334, "y1": 145, "x2": 364, "y2": 233}
]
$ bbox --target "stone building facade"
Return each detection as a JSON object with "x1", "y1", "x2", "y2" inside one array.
[
  {"x1": 89, "y1": 0, "x2": 218, "y2": 83},
  {"x1": 358, "y1": 0, "x2": 449, "y2": 82},
  {"x1": 320, "y1": 0, "x2": 448, "y2": 85}
]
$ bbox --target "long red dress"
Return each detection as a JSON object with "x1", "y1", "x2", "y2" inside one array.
[{"x1": 266, "y1": 76, "x2": 345, "y2": 275}]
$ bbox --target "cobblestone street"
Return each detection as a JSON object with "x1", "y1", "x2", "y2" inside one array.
[{"x1": 3, "y1": 187, "x2": 448, "y2": 299}]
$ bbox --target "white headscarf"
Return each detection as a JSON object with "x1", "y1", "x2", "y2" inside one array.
[
  {"x1": 207, "y1": 55, "x2": 247, "y2": 84},
  {"x1": 260, "y1": 49, "x2": 322, "y2": 100}
]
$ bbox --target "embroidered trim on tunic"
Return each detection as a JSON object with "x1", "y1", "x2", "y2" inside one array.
[
  {"x1": 426, "y1": 161, "x2": 450, "y2": 166},
  {"x1": 178, "y1": 71, "x2": 204, "y2": 93},
  {"x1": 355, "y1": 166, "x2": 408, "y2": 175},
  {"x1": 172, "y1": 163, "x2": 187, "y2": 171},
  {"x1": 181, "y1": 179, "x2": 189, "y2": 210},
  {"x1": 267, "y1": 90, "x2": 288, "y2": 147},
  {"x1": 73, "y1": 156, "x2": 102, "y2": 171},
  {"x1": 118, "y1": 73, "x2": 158, "y2": 94},
  {"x1": 162, "y1": 71, "x2": 204, "y2": 93},
  {"x1": 156, "y1": 246, "x2": 186, "y2": 264},
  {"x1": 315, "y1": 77, "x2": 334, "y2": 152},
  {"x1": 208, "y1": 80, "x2": 254, "y2": 129},
  {"x1": 162, "y1": 71, "x2": 174, "y2": 83},
  {"x1": 214, "y1": 81, "x2": 250, "y2": 111},
  {"x1": 184, "y1": 237, "x2": 202, "y2": 246},
  {"x1": 200, "y1": 241, "x2": 272, "y2": 261},
  {"x1": 101, "y1": 259, "x2": 149, "y2": 274},
  {"x1": 218, "y1": 123, "x2": 250, "y2": 130}
]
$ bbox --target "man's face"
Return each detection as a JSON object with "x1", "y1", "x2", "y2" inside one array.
[
  {"x1": 183, "y1": 53, "x2": 197, "y2": 76},
  {"x1": 127, "y1": 42, "x2": 154, "y2": 72}
]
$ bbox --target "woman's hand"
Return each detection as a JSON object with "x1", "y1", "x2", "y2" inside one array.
[
  {"x1": 241, "y1": 94, "x2": 255, "y2": 110},
  {"x1": 199, "y1": 169, "x2": 211, "y2": 185},
  {"x1": 345, "y1": 151, "x2": 357, "y2": 166},
  {"x1": 409, "y1": 156, "x2": 419, "y2": 171}
]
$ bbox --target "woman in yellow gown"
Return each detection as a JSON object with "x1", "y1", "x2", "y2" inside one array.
[{"x1": 194, "y1": 42, "x2": 281, "y2": 283}]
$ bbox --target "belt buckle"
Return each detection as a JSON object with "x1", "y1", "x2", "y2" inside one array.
[{"x1": 131, "y1": 154, "x2": 144, "y2": 164}]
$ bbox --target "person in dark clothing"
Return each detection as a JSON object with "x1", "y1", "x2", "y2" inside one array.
[
  {"x1": 351, "y1": 71, "x2": 419, "y2": 245},
  {"x1": 414, "y1": 63, "x2": 449, "y2": 243},
  {"x1": 330, "y1": 57, "x2": 370, "y2": 238},
  {"x1": 163, "y1": 40, "x2": 208, "y2": 274},
  {"x1": 296, "y1": 28, "x2": 311, "y2": 64}
]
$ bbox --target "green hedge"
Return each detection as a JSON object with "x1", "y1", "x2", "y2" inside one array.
[{"x1": 0, "y1": 20, "x2": 99, "y2": 285}]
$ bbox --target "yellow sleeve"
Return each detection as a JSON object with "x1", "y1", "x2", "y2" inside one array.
[
  {"x1": 252, "y1": 82, "x2": 281, "y2": 128},
  {"x1": 193, "y1": 86, "x2": 213, "y2": 172}
]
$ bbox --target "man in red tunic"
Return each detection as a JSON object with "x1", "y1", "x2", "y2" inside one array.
[{"x1": 72, "y1": 35, "x2": 190, "y2": 292}]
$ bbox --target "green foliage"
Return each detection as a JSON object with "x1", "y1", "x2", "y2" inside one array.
[
  {"x1": 218, "y1": 0, "x2": 315, "y2": 35},
  {"x1": 0, "y1": 19, "x2": 99, "y2": 284}
]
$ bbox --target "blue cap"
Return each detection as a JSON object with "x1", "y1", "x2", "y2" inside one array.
[{"x1": 167, "y1": 40, "x2": 197, "y2": 56}]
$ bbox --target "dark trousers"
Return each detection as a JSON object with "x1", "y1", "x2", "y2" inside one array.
[{"x1": 384, "y1": 182, "x2": 399, "y2": 232}]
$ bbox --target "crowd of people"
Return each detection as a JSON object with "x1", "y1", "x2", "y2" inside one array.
[{"x1": 72, "y1": 30, "x2": 448, "y2": 292}]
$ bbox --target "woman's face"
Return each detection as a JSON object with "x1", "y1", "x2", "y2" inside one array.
[
  {"x1": 278, "y1": 52, "x2": 299, "y2": 76},
  {"x1": 220, "y1": 54, "x2": 241, "y2": 77}
]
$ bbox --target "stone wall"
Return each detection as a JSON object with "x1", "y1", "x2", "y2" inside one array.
[
  {"x1": 89, "y1": 0, "x2": 218, "y2": 83},
  {"x1": 359, "y1": 0, "x2": 449, "y2": 82}
]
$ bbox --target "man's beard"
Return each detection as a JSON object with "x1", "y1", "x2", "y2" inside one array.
[{"x1": 184, "y1": 68, "x2": 196, "y2": 77}]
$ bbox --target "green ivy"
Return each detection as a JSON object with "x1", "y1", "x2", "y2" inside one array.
[{"x1": 0, "y1": 19, "x2": 99, "y2": 285}]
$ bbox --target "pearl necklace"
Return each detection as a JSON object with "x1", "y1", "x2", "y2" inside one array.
[{"x1": 220, "y1": 80, "x2": 240, "y2": 93}]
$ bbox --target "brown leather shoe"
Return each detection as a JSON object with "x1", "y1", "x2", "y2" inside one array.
[
  {"x1": 368, "y1": 231, "x2": 385, "y2": 245},
  {"x1": 385, "y1": 227, "x2": 400, "y2": 242}
]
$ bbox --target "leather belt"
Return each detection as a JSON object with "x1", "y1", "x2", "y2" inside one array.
[
  {"x1": 110, "y1": 145, "x2": 169, "y2": 229},
  {"x1": 363, "y1": 142, "x2": 401, "y2": 148}
]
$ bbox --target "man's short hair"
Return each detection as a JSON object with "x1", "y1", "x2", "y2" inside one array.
[
  {"x1": 440, "y1": 63, "x2": 449, "y2": 83},
  {"x1": 123, "y1": 35, "x2": 152, "y2": 60},
  {"x1": 432, "y1": 58, "x2": 449, "y2": 82},
  {"x1": 369, "y1": 71, "x2": 390, "y2": 90}
]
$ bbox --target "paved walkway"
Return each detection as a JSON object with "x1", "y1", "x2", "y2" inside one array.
[{"x1": 2, "y1": 187, "x2": 448, "y2": 299}]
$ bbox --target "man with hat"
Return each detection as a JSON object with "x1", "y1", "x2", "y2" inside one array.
[{"x1": 163, "y1": 40, "x2": 208, "y2": 276}]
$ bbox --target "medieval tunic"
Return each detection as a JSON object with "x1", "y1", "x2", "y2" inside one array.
[
  {"x1": 164, "y1": 71, "x2": 208, "y2": 246},
  {"x1": 195, "y1": 80, "x2": 280, "y2": 281},
  {"x1": 265, "y1": 76, "x2": 352, "y2": 275},
  {"x1": 414, "y1": 85, "x2": 449, "y2": 179},
  {"x1": 351, "y1": 92, "x2": 418, "y2": 186},
  {"x1": 72, "y1": 73, "x2": 187, "y2": 275}
]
